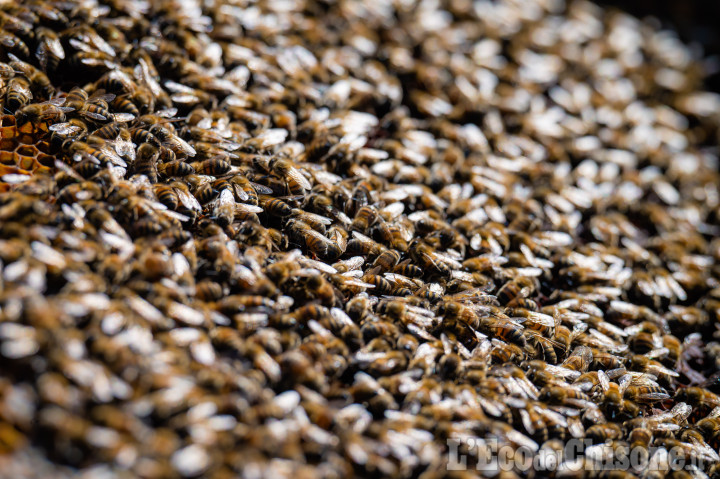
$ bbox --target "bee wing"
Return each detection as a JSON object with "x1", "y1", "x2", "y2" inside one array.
[
  {"x1": 249, "y1": 181, "x2": 274, "y2": 195},
  {"x1": 215, "y1": 188, "x2": 235, "y2": 206},
  {"x1": 636, "y1": 391, "x2": 671, "y2": 402},
  {"x1": 89, "y1": 91, "x2": 116, "y2": 103},
  {"x1": 157, "y1": 108, "x2": 178, "y2": 118},
  {"x1": 295, "y1": 210, "x2": 332, "y2": 225},
  {"x1": 1, "y1": 173, "x2": 30, "y2": 184},
  {"x1": 111, "y1": 113, "x2": 135, "y2": 122},
  {"x1": 46, "y1": 97, "x2": 68, "y2": 107},
  {"x1": 597, "y1": 370, "x2": 610, "y2": 393},
  {"x1": 41, "y1": 36, "x2": 65, "y2": 59},
  {"x1": 161, "y1": 209, "x2": 191, "y2": 222},
  {"x1": 255, "y1": 128, "x2": 288, "y2": 148},
  {"x1": 81, "y1": 110, "x2": 108, "y2": 121},
  {"x1": 230, "y1": 183, "x2": 249, "y2": 202},
  {"x1": 168, "y1": 135, "x2": 196, "y2": 157},
  {"x1": 236, "y1": 203, "x2": 263, "y2": 214},
  {"x1": 175, "y1": 187, "x2": 202, "y2": 213},
  {"x1": 298, "y1": 257, "x2": 337, "y2": 274},
  {"x1": 48, "y1": 122, "x2": 83, "y2": 135},
  {"x1": 617, "y1": 374, "x2": 632, "y2": 395},
  {"x1": 647, "y1": 363, "x2": 680, "y2": 378},
  {"x1": 527, "y1": 311, "x2": 557, "y2": 328},
  {"x1": 286, "y1": 165, "x2": 312, "y2": 191},
  {"x1": 335, "y1": 256, "x2": 365, "y2": 271},
  {"x1": 113, "y1": 138, "x2": 135, "y2": 161}
]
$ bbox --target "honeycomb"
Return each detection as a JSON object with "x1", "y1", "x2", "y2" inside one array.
[{"x1": 0, "y1": 115, "x2": 55, "y2": 177}]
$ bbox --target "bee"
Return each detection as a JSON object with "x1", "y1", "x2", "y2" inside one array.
[
  {"x1": 625, "y1": 384, "x2": 670, "y2": 403},
  {"x1": 0, "y1": 30, "x2": 30, "y2": 60},
  {"x1": 35, "y1": 27, "x2": 65, "y2": 71},
  {"x1": 92, "y1": 121, "x2": 125, "y2": 141},
  {"x1": 73, "y1": 158, "x2": 101, "y2": 179},
  {"x1": 553, "y1": 323, "x2": 588, "y2": 360},
  {"x1": 153, "y1": 184, "x2": 179, "y2": 210},
  {"x1": 497, "y1": 277, "x2": 538, "y2": 305},
  {"x1": 156, "y1": 160, "x2": 195, "y2": 178},
  {"x1": 585, "y1": 423, "x2": 623, "y2": 444},
  {"x1": 287, "y1": 209, "x2": 330, "y2": 234},
  {"x1": 675, "y1": 387, "x2": 720, "y2": 409},
  {"x1": 361, "y1": 274, "x2": 394, "y2": 295},
  {"x1": 286, "y1": 218, "x2": 342, "y2": 261},
  {"x1": 228, "y1": 174, "x2": 272, "y2": 206},
  {"x1": 134, "y1": 144, "x2": 159, "y2": 183},
  {"x1": 525, "y1": 332, "x2": 559, "y2": 364},
  {"x1": 0, "y1": 11, "x2": 33, "y2": 39},
  {"x1": 149, "y1": 123, "x2": 196, "y2": 157},
  {"x1": 128, "y1": 127, "x2": 160, "y2": 147},
  {"x1": 591, "y1": 351, "x2": 625, "y2": 371},
  {"x1": 507, "y1": 298, "x2": 539, "y2": 311},
  {"x1": 260, "y1": 196, "x2": 293, "y2": 217},
  {"x1": 410, "y1": 239, "x2": 459, "y2": 277},
  {"x1": 14, "y1": 99, "x2": 74, "y2": 126},
  {"x1": 192, "y1": 158, "x2": 233, "y2": 176},
  {"x1": 599, "y1": 371, "x2": 639, "y2": 420},
  {"x1": 346, "y1": 231, "x2": 385, "y2": 257},
  {"x1": 377, "y1": 299, "x2": 436, "y2": 332},
  {"x1": 48, "y1": 118, "x2": 88, "y2": 146},
  {"x1": 562, "y1": 345, "x2": 593, "y2": 372},
  {"x1": 5, "y1": 77, "x2": 33, "y2": 111},
  {"x1": 212, "y1": 188, "x2": 241, "y2": 226},
  {"x1": 392, "y1": 262, "x2": 424, "y2": 278},
  {"x1": 9, "y1": 54, "x2": 54, "y2": 99},
  {"x1": 253, "y1": 156, "x2": 311, "y2": 195},
  {"x1": 62, "y1": 87, "x2": 118, "y2": 122},
  {"x1": 351, "y1": 206, "x2": 378, "y2": 233},
  {"x1": 490, "y1": 340, "x2": 525, "y2": 363}
]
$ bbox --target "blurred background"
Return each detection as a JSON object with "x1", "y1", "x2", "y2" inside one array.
[{"x1": 595, "y1": 0, "x2": 720, "y2": 92}]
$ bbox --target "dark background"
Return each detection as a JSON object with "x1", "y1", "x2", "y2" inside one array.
[{"x1": 595, "y1": 0, "x2": 720, "y2": 93}]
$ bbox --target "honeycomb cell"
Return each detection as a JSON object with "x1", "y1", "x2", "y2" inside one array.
[{"x1": 0, "y1": 115, "x2": 16, "y2": 139}]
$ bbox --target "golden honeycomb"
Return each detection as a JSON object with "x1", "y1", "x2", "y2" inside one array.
[{"x1": 0, "y1": 115, "x2": 54, "y2": 177}]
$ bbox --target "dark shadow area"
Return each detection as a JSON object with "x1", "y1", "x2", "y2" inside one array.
[{"x1": 594, "y1": 0, "x2": 720, "y2": 92}]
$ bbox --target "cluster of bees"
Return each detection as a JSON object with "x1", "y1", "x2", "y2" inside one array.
[{"x1": 1, "y1": 0, "x2": 720, "y2": 477}]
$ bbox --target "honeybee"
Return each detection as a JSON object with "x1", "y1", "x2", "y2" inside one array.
[
  {"x1": 409, "y1": 239, "x2": 460, "y2": 277},
  {"x1": 260, "y1": 196, "x2": 293, "y2": 217},
  {"x1": 48, "y1": 118, "x2": 88, "y2": 145},
  {"x1": 625, "y1": 383, "x2": 670, "y2": 403},
  {"x1": 9, "y1": 53, "x2": 55, "y2": 98},
  {"x1": 392, "y1": 262, "x2": 424, "y2": 278},
  {"x1": 675, "y1": 387, "x2": 720, "y2": 409},
  {"x1": 35, "y1": 26, "x2": 65, "y2": 71},
  {"x1": 497, "y1": 277, "x2": 538, "y2": 305},
  {"x1": 561, "y1": 345, "x2": 592, "y2": 372},
  {"x1": 490, "y1": 339, "x2": 525, "y2": 363},
  {"x1": 228, "y1": 174, "x2": 272, "y2": 206},
  {"x1": 346, "y1": 231, "x2": 386, "y2": 257},
  {"x1": 351, "y1": 206, "x2": 378, "y2": 233},
  {"x1": 191, "y1": 158, "x2": 233, "y2": 176},
  {"x1": 286, "y1": 219, "x2": 342, "y2": 261},
  {"x1": 253, "y1": 156, "x2": 312, "y2": 195},
  {"x1": 154, "y1": 184, "x2": 179, "y2": 210},
  {"x1": 134, "y1": 143, "x2": 159, "y2": 183},
  {"x1": 369, "y1": 249, "x2": 401, "y2": 274},
  {"x1": 599, "y1": 371, "x2": 639, "y2": 420},
  {"x1": 360, "y1": 274, "x2": 393, "y2": 295},
  {"x1": 159, "y1": 160, "x2": 195, "y2": 178},
  {"x1": 149, "y1": 123, "x2": 196, "y2": 157},
  {"x1": 14, "y1": 99, "x2": 73, "y2": 126},
  {"x1": 290, "y1": 208, "x2": 332, "y2": 234},
  {"x1": 525, "y1": 332, "x2": 559, "y2": 364},
  {"x1": 0, "y1": 31, "x2": 30, "y2": 64}
]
